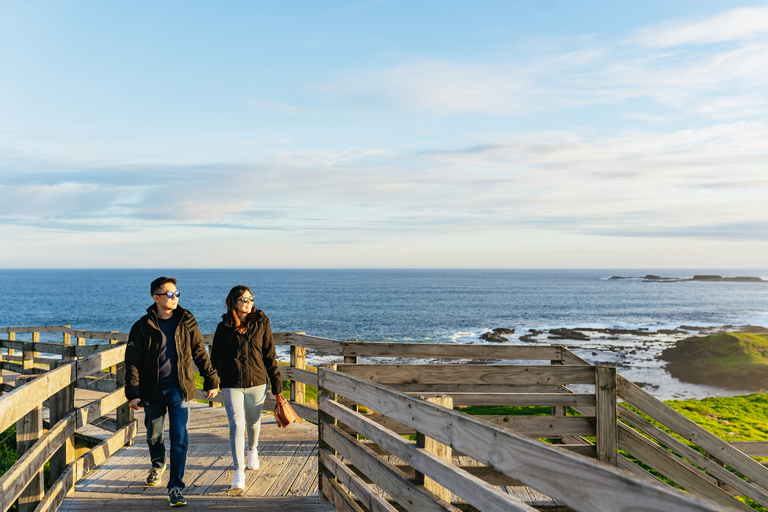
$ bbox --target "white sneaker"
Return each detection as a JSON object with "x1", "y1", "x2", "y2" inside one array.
[
  {"x1": 232, "y1": 469, "x2": 245, "y2": 491},
  {"x1": 246, "y1": 448, "x2": 260, "y2": 470}
]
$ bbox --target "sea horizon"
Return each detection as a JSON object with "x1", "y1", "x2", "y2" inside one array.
[{"x1": 1, "y1": 268, "x2": 767, "y2": 401}]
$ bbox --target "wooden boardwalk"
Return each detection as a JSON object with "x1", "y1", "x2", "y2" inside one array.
[{"x1": 61, "y1": 402, "x2": 335, "y2": 511}]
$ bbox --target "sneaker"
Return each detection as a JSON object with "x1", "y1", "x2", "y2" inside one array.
[
  {"x1": 246, "y1": 448, "x2": 260, "y2": 470},
  {"x1": 231, "y1": 469, "x2": 245, "y2": 493},
  {"x1": 146, "y1": 464, "x2": 166, "y2": 486},
  {"x1": 168, "y1": 487, "x2": 186, "y2": 507}
]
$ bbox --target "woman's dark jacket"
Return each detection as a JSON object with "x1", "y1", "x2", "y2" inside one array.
[
  {"x1": 210, "y1": 309, "x2": 282, "y2": 394},
  {"x1": 124, "y1": 304, "x2": 220, "y2": 404}
]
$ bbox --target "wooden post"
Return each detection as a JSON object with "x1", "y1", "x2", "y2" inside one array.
[
  {"x1": 63, "y1": 325, "x2": 73, "y2": 361},
  {"x1": 595, "y1": 365, "x2": 618, "y2": 465},
  {"x1": 16, "y1": 375, "x2": 43, "y2": 512},
  {"x1": 550, "y1": 359, "x2": 567, "y2": 444},
  {"x1": 318, "y1": 364, "x2": 338, "y2": 502},
  {"x1": 32, "y1": 331, "x2": 40, "y2": 361},
  {"x1": 22, "y1": 342, "x2": 35, "y2": 375},
  {"x1": 8, "y1": 331, "x2": 15, "y2": 356},
  {"x1": 49, "y1": 360, "x2": 76, "y2": 482},
  {"x1": 416, "y1": 395, "x2": 453, "y2": 503},
  {"x1": 115, "y1": 361, "x2": 134, "y2": 446},
  {"x1": 290, "y1": 344, "x2": 306, "y2": 405},
  {"x1": 109, "y1": 331, "x2": 118, "y2": 373}
]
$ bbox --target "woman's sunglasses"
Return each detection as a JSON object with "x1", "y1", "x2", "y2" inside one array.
[{"x1": 237, "y1": 296, "x2": 255, "y2": 304}]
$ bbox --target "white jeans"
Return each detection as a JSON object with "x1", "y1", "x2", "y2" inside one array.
[{"x1": 221, "y1": 385, "x2": 267, "y2": 470}]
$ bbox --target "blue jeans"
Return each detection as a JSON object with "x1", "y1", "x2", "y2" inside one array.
[
  {"x1": 221, "y1": 385, "x2": 267, "y2": 470},
  {"x1": 144, "y1": 385, "x2": 190, "y2": 489}
]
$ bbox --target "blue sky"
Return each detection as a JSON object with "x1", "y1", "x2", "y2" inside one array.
[{"x1": 1, "y1": 1, "x2": 767, "y2": 268}]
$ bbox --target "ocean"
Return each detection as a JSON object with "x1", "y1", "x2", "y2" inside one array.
[{"x1": 1, "y1": 268, "x2": 767, "y2": 400}]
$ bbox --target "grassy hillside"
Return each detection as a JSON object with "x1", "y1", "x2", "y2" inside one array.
[{"x1": 662, "y1": 332, "x2": 768, "y2": 390}]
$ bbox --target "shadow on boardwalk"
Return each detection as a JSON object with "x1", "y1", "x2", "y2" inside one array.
[{"x1": 64, "y1": 402, "x2": 334, "y2": 511}]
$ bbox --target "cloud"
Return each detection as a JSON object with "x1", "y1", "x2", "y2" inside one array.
[
  {"x1": 315, "y1": 8, "x2": 768, "y2": 122},
  {"x1": 2, "y1": 120, "x2": 767, "y2": 244},
  {"x1": 631, "y1": 7, "x2": 768, "y2": 48}
]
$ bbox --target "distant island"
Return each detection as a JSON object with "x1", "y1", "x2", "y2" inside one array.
[{"x1": 609, "y1": 274, "x2": 765, "y2": 283}]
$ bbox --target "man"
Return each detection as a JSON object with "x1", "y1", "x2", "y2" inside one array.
[{"x1": 125, "y1": 276, "x2": 219, "y2": 507}]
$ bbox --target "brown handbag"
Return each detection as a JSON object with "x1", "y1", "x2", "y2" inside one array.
[{"x1": 274, "y1": 394, "x2": 303, "y2": 427}]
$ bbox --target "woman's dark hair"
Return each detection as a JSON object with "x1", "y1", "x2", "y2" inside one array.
[{"x1": 224, "y1": 285, "x2": 252, "y2": 316}]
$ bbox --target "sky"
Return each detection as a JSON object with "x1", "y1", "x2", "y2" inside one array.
[{"x1": 1, "y1": 1, "x2": 767, "y2": 269}]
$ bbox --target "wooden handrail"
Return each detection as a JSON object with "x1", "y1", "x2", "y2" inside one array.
[{"x1": 317, "y1": 367, "x2": 727, "y2": 512}]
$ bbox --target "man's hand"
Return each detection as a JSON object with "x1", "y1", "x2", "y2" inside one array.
[
  {"x1": 129, "y1": 398, "x2": 143, "y2": 411},
  {"x1": 205, "y1": 389, "x2": 218, "y2": 400}
]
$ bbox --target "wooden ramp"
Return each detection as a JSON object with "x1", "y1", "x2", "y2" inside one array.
[{"x1": 63, "y1": 402, "x2": 335, "y2": 511}]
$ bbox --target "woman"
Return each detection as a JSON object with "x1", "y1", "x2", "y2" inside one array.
[{"x1": 211, "y1": 285, "x2": 283, "y2": 493}]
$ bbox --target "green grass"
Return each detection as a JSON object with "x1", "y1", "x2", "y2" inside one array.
[{"x1": 679, "y1": 332, "x2": 768, "y2": 368}]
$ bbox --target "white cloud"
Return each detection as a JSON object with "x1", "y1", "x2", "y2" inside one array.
[{"x1": 632, "y1": 7, "x2": 768, "y2": 48}]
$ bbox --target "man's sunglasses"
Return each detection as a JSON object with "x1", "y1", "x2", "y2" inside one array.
[
  {"x1": 155, "y1": 291, "x2": 181, "y2": 299},
  {"x1": 237, "y1": 296, "x2": 255, "y2": 304}
]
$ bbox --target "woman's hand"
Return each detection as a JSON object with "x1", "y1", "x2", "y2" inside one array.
[
  {"x1": 205, "y1": 389, "x2": 218, "y2": 399},
  {"x1": 129, "y1": 398, "x2": 143, "y2": 410}
]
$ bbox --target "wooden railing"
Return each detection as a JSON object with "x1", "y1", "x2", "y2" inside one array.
[
  {"x1": 317, "y1": 363, "x2": 733, "y2": 512},
  {"x1": 3, "y1": 327, "x2": 768, "y2": 511},
  {"x1": 0, "y1": 327, "x2": 134, "y2": 512}
]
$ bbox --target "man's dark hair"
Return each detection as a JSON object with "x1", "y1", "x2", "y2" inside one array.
[{"x1": 151, "y1": 276, "x2": 177, "y2": 296}]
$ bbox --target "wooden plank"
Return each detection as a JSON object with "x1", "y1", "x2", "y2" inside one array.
[
  {"x1": 618, "y1": 405, "x2": 768, "y2": 507},
  {"x1": 421, "y1": 392, "x2": 596, "y2": 407},
  {"x1": 76, "y1": 387, "x2": 127, "y2": 428},
  {"x1": 241, "y1": 441, "x2": 288, "y2": 495},
  {"x1": 0, "y1": 326, "x2": 70, "y2": 334},
  {"x1": 342, "y1": 342, "x2": 563, "y2": 361},
  {"x1": 269, "y1": 441, "x2": 317, "y2": 496},
  {"x1": 59, "y1": 492, "x2": 335, "y2": 511},
  {"x1": 0, "y1": 363, "x2": 75, "y2": 433},
  {"x1": 335, "y1": 364, "x2": 596, "y2": 386},
  {"x1": 353, "y1": 463, "x2": 525, "y2": 487},
  {"x1": 321, "y1": 398, "x2": 539, "y2": 512},
  {"x1": 246, "y1": 441, "x2": 304, "y2": 496},
  {"x1": 476, "y1": 416, "x2": 595, "y2": 437},
  {"x1": 0, "y1": 412, "x2": 77, "y2": 512},
  {"x1": 321, "y1": 422, "x2": 461, "y2": 512},
  {"x1": 283, "y1": 366, "x2": 318, "y2": 387},
  {"x1": 320, "y1": 472, "x2": 367, "y2": 512},
  {"x1": 319, "y1": 368, "x2": 730, "y2": 512},
  {"x1": 287, "y1": 333, "x2": 345, "y2": 355},
  {"x1": 34, "y1": 422, "x2": 136, "y2": 512},
  {"x1": 618, "y1": 425, "x2": 753, "y2": 512},
  {"x1": 75, "y1": 444, "x2": 147, "y2": 493},
  {"x1": 0, "y1": 340, "x2": 24, "y2": 351},
  {"x1": 385, "y1": 383, "x2": 572, "y2": 394},
  {"x1": 75, "y1": 345, "x2": 127, "y2": 378},
  {"x1": 731, "y1": 441, "x2": 768, "y2": 457},
  {"x1": 320, "y1": 449, "x2": 398, "y2": 512},
  {"x1": 180, "y1": 444, "x2": 231, "y2": 495},
  {"x1": 287, "y1": 442, "x2": 321, "y2": 497},
  {"x1": 70, "y1": 330, "x2": 128, "y2": 342},
  {"x1": 595, "y1": 366, "x2": 617, "y2": 465},
  {"x1": 618, "y1": 375, "x2": 768, "y2": 493}
]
